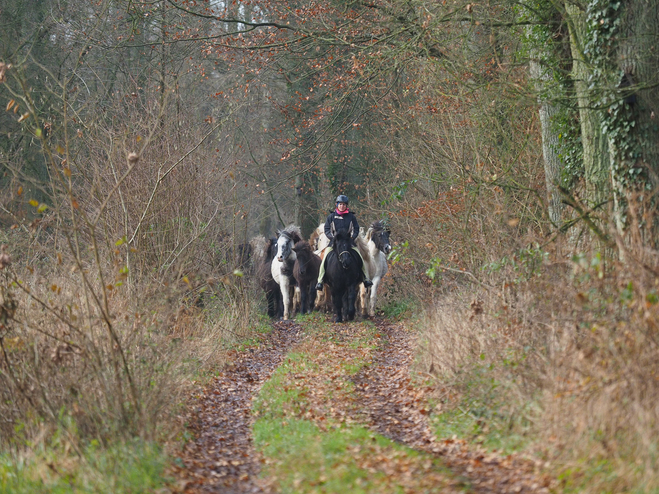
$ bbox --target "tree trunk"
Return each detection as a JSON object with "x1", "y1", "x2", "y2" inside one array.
[
  {"x1": 565, "y1": 2, "x2": 612, "y2": 209},
  {"x1": 529, "y1": 55, "x2": 563, "y2": 228},
  {"x1": 609, "y1": 0, "x2": 659, "y2": 238}
]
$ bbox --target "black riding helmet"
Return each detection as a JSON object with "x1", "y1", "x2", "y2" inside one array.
[{"x1": 335, "y1": 194, "x2": 349, "y2": 205}]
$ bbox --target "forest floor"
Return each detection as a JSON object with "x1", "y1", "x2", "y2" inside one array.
[{"x1": 172, "y1": 313, "x2": 556, "y2": 493}]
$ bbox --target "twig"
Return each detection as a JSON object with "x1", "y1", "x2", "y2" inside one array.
[
  {"x1": 128, "y1": 117, "x2": 229, "y2": 245},
  {"x1": 436, "y1": 265, "x2": 496, "y2": 291},
  {"x1": 558, "y1": 186, "x2": 614, "y2": 248}
]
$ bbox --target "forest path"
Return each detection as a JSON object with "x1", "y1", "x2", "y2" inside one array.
[
  {"x1": 174, "y1": 320, "x2": 301, "y2": 493},
  {"x1": 173, "y1": 315, "x2": 552, "y2": 493}
]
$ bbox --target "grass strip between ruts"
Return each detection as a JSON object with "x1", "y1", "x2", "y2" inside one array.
[{"x1": 252, "y1": 315, "x2": 464, "y2": 493}]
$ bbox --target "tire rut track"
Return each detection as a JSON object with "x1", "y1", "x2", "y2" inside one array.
[
  {"x1": 174, "y1": 317, "x2": 554, "y2": 493},
  {"x1": 350, "y1": 319, "x2": 553, "y2": 494},
  {"x1": 175, "y1": 321, "x2": 301, "y2": 494}
]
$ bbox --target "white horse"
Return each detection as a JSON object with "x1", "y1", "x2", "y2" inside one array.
[
  {"x1": 310, "y1": 222, "x2": 332, "y2": 312},
  {"x1": 310, "y1": 222, "x2": 330, "y2": 254},
  {"x1": 357, "y1": 221, "x2": 392, "y2": 317},
  {"x1": 271, "y1": 225, "x2": 302, "y2": 320}
]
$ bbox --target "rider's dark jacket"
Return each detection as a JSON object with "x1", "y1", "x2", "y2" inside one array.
[{"x1": 324, "y1": 209, "x2": 360, "y2": 241}]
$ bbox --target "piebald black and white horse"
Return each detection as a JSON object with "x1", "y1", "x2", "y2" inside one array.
[
  {"x1": 357, "y1": 220, "x2": 392, "y2": 317},
  {"x1": 271, "y1": 225, "x2": 302, "y2": 320}
]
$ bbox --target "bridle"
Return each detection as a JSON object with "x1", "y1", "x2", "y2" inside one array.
[{"x1": 337, "y1": 249, "x2": 353, "y2": 269}]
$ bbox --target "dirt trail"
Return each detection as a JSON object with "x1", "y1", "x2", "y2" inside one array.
[
  {"x1": 351, "y1": 319, "x2": 553, "y2": 494},
  {"x1": 174, "y1": 317, "x2": 552, "y2": 493},
  {"x1": 174, "y1": 321, "x2": 300, "y2": 493}
]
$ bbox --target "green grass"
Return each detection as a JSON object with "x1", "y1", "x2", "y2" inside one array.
[
  {"x1": 0, "y1": 438, "x2": 170, "y2": 494},
  {"x1": 431, "y1": 405, "x2": 529, "y2": 454},
  {"x1": 253, "y1": 320, "x2": 462, "y2": 493},
  {"x1": 429, "y1": 359, "x2": 534, "y2": 455},
  {"x1": 380, "y1": 299, "x2": 416, "y2": 320},
  {"x1": 254, "y1": 418, "x2": 417, "y2": 493}
]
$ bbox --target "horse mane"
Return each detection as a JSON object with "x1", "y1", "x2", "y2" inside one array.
[
  {"x1": 355, "y1": 233, "x2": 369, "y2": 260},
  {"x1": 293, "y1": 240, "x2": 313, "y2": 254},
  {"x1": 330, "y1": 227, "x2": 355, "y2": 248},
  {"x1": 279, "y1": 224, "x2": 302, "y2": 244},
  {"x1": 366, "y1": 220, "x2": 390, "y2": 241},
  {"x1": 252, "y1": 235, "x2": 278, "y2": 264},
  {"x1": 265, "y1": 237, "x2": 278, "y2": 262}
]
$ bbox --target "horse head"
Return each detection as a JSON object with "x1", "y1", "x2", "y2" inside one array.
[
  {"x1": 331, "y1": 229, "x2": 356, "y2": 270},
  {"x1": 275, "y1": 225, "x2": 302, "y2": 263},
  {"x1": 275, "y1": 231, "x2": 294, "y2": 262},
  {"x1": 292, "y1": 241, "x2": 312, "y2": 275},
  {"x1": 370, "y1": 221, "x2": 392, "y2": 255}
]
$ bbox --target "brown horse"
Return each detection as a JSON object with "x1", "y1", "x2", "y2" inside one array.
[{"x1": 292, "y1": 241, "x2": 321, "y2": 314}]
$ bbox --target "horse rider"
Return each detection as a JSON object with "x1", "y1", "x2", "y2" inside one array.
[{"x1": 315, "y1": 195, "x2": 373, "y2": 291}]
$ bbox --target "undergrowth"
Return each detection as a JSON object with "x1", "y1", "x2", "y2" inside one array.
[
  {"x1": 416, "y1": 233, "x2": 659, "y2": 493},
  {"x1": 0, "y1": 227, "x2": 261, "y2": 491},
  {"x1": 0, "y1": 436, "x2": 169, "y2": 493}
]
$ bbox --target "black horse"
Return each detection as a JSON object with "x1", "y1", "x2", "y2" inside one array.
[
  {"x1": 256, "y1": 237, "x2": 283, "y2": 318},
  {"x1": 293, "y1": 240, "x2": 321, "y2": 314},
  {"x1": 323, "y1": 227, "x2": 363, "y2": 323}
]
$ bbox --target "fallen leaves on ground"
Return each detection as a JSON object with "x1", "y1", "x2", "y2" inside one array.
[
  {"x1": 350, "y1": 319, "x2": 555, "y2": 493},
  {"x1": 173, "y1": 316, "x2": 555, "y2": 493},
  {"x1": 172, "y1": 320, "x2": 300, "y2": 493}
]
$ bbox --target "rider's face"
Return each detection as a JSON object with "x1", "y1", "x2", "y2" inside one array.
[{"x1": 337, "y1": 202, "x2": 348, "y2": 211}]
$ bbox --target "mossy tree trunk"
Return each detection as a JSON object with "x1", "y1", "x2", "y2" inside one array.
[
  {"x1": 565, "y1": 2, "x2": 612, "y2": 211},
  {"x1": 529, "y1": 55, "x2": 564, "y2": 229},
  {"x1": 608, "y1": 0, "x2": 659, "y2": 238}
]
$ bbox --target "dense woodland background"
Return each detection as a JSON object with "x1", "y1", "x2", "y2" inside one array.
[{"x1": 1, "y1": 0, "x2": 659, "y2": 491}]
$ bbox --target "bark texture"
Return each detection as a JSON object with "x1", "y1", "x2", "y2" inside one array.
[
  {"x1": 565, "y1": 2, "x2": 612, "y2": 209},
  {"x1": 529, "y1": 56, "x2": 563, "y2": 227}
]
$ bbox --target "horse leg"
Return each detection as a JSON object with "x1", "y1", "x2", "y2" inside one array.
[
  {"x1": 369, "y1": 277, "x2": 381, "y2": 317},
  {"x1": 323, "y1": 286, "x2": 332, "y2": 312},
  {"x1": 281, "y1": 278, "x2": 291, "y2": 320},
  {"x1": 358, "y1": 284, "x2": 369, "y2": 318},
  {"x1": 347, "y1": 285, "x2": 357, "y2": 321},
  {"x1": 309, "y1": 283, "x2": 317, "y2": 312},
  {"x1": 332, "y1": 288, "x2": 344, "y2": 323},
  {"x1": 266, "y1": 290, "x2": 276, "y2": 317},
  {"x1": 275, "y1": 289, "x2": 283, "y2": 319},
  {"x1": 299, "y1": 284, "x2": 308, "y2": 314},
  {"x1": 288, "y1": 283, "x2": 297, "y2": 318}
]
